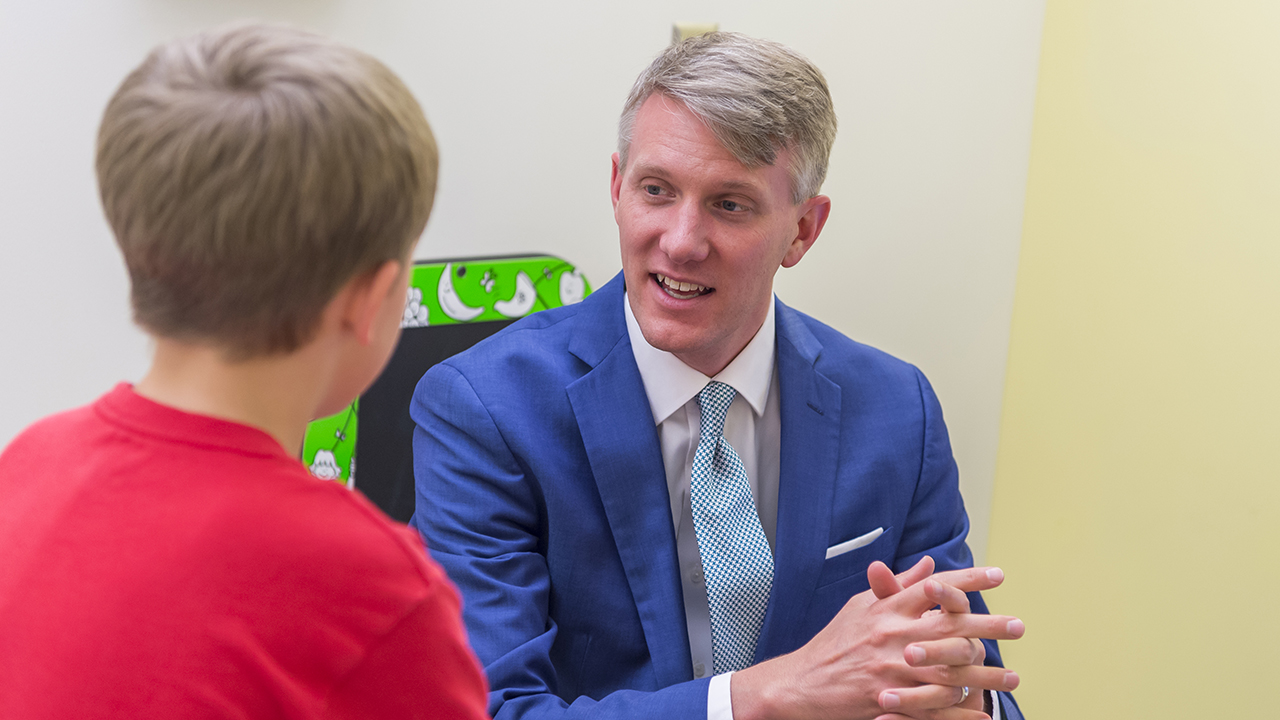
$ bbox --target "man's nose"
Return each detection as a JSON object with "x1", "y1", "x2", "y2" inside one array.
[{"x1": 658, "y1": 200, "x2": 710, "y2": 264}]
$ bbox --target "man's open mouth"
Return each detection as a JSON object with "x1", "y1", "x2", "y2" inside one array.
[{"x1": 654, "y1": 273, "x2": 713, "y2": 300}]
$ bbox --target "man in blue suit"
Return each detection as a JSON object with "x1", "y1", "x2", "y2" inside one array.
[{"x1": 413, "y1": 32, "x2": 1025, "y2": 720}]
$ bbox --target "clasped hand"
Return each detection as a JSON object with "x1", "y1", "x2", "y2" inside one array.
[{"x1": 731, "y1": 557, "x2": 1023, "y2": 720}]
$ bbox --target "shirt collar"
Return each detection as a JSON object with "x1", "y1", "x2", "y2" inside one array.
[{"x1": 624, "y1": 291, "x2": 776, "y2": 425}]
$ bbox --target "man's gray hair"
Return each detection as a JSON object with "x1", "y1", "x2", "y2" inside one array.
[{"x1": 617, "y1": 32, "x2": 837, "y2": 203}]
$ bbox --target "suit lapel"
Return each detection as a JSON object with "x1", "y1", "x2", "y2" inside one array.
[
  {"x1": 565, "y1": 276, "x2": 692, "y2": 687},
  {"x1": 756, "y1": 300, "x2": 843, "y2": 661}
]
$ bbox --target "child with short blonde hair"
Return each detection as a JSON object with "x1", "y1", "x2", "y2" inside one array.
[{"x1": 0, "y1": 23, "x2": 487, "y2": 719}]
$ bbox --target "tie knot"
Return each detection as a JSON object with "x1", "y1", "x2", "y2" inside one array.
[{"x1": 696, "y1": 381, "x2": 737, "y2": 438}]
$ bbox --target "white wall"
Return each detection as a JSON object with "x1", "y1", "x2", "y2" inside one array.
[{"x1": 0, "y1": 0, "x2": 1044, "y2": 562}]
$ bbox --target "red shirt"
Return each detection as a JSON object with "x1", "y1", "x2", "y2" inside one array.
[{"x1": 0, "y1": 384, "x2": 489, "y2": 719}]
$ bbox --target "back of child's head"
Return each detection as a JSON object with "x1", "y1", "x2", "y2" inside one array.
[{"x1": 96, "y1": 23, "x2": 437, "y2": 359}]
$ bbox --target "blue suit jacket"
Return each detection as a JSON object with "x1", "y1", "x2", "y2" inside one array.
[{"x1": 411, "y1": 274, "x2": 1023, "y2": 720}]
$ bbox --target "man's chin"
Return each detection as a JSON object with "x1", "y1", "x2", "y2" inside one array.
[{"x1": 643, "y1": 327, "x2": 717, "y2": 362}]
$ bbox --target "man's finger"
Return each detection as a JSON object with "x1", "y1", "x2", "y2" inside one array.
[
  {"x1": 931, "y1": 566, "x2": 1005, "y2": 593},
  {"x1": 905, "y1": 637, "x2": 986, "y2": 668},
  {"x1": 923, "y1": 578, "x2": 972, "y2": 614},
  {"x1": 925, "y1": 612, "x2": 1026, "y2": 642},
  {"x1": 875, "y1": 714, "x2": 989, "y2": 720},
  {"x1": 875, "y1": 713, "x2": 990, "y2": 720},
  {"x1": 891, "y1": 569, "x2": 1004, "y2": 616},
  {"x1": 869, "y1": 561, "x2": 905, "y2": 600},
  {"x1": 907, "y1": 664, "x2": 1020, "y2": 693},
  {"x1": 895, "y1": 555, "x2": 935, "y2": 588},
  {"x1": 871, "y1": 556, "x2": 937, "y2": 600},
  {"x1": 878, "y1": 683, "x2": 989, "y2": 716}
]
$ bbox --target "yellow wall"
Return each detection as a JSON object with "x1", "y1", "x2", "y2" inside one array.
[{"x1": 988, "y1": 1, "x2": 1280, "y2": 717}]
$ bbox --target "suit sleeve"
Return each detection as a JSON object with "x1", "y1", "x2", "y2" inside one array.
[
  {"x1": 894, "y1": 368, "x2": 1025, "y2": 720},
  {"x1": 410, "y1": 363, "x2": 710, "y2": 720}
]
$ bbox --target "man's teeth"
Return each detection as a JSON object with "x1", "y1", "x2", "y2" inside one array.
[{"x1": 656, "y1": 274, "x2": 709, "y2": 296}]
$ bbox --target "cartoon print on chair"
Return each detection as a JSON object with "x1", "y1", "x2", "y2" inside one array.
[
  {"x1": 559, "y1": 269, "x2": 587, "y2": 306},
  {"x1": 430, "y1": 259, "x2": 590, "y2": 324},
  {"x1": 302, "y1": 400, "x2": 357, "y2": 486},
  {"x1": 495, "y1": 271, "x2": 537, "y2": 318},
  {"x1": 308, "y1": 449, "x2": 342, "y2": 480},
  {"x1": 437, "y1": 262, "x2": 485, "y2": 322},
  {"x1": 402, "y1": 286, "x2": 430, "y2": 328}
]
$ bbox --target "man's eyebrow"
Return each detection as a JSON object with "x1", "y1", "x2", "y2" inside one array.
[
  {"x1": 630, "y1": 163, "x2": 767, "y2": 194},
  {"x1": 716, "y1": 179, "x2": 766, "y2": 193},
  {"x1": 629, "y1": 162, "x2": 670, "y2": 179}
]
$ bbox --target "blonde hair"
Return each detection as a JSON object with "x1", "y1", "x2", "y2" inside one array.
[
  {"x1": 97, "y1": 23, "x2": 438, "y2": 358},
  {"x1": 618, "y1": 32, "x2": 836, "y2": 203}
]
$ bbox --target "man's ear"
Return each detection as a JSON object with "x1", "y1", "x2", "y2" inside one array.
[
  {"x1": 782, "y1": 194, "x2": 832, "y2": 268},
  {"x1": 610, "y1": 152, "x2": 623, "y2": 212},
  {"x1": 340, "y1": 259, "x2": 404, "y2": 346}
]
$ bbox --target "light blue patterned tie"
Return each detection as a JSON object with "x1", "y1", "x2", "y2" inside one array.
[{"x1": 690, "y1": 381, "x2": 774, "y2": 674}]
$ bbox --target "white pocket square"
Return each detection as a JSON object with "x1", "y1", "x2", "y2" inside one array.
[{"x1": 825, "y1": 527, "x2": 885, "y2": 559}]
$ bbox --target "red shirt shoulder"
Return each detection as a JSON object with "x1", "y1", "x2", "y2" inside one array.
[{"x1": 0, "y1": 385, "x2": 487, "y2": 719}]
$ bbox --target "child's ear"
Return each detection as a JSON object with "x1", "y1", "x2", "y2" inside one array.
[{"x1": 341, "y1": 260, "x2": 404, "y2": 345}]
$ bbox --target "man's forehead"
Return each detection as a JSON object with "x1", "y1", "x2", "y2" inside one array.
[{"x1": 626, "y1": 96, "x2": 787, "y2": 194}]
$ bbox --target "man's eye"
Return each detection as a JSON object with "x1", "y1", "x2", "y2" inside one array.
[
  {"x1": 720, "y1": 200, "x2": 745, "y2": 212},
  {"x1": 642, "y1": 185, "x2": 663, "y2": 196}
]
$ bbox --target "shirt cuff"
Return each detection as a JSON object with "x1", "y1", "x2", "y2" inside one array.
[
  {"x1": 707, "y1": 672, "x2": 734, "y2": 720},
  {"x1": 988, "y1": 689, "x2": 1002, "y2": 720}
]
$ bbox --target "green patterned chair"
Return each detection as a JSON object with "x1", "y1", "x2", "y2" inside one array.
[{"x1": 302, "y1": 255, "x2": 591, "y2": 522}]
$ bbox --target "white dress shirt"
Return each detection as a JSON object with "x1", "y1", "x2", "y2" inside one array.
[
  {"x1": 624, "y1": 296, "x2": 779, "y2": 720},
  {"x1": 623, "y1": 295, "x2": 1000, "y2": 720}
]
